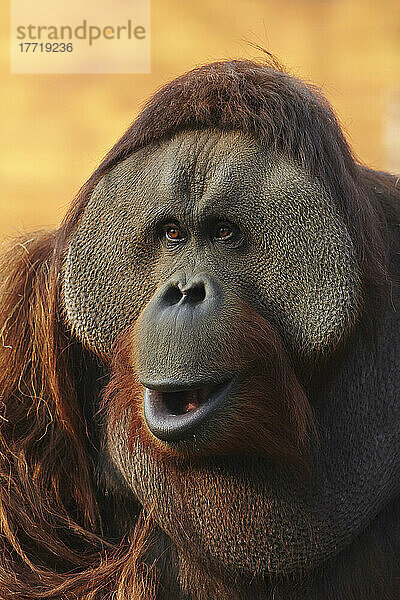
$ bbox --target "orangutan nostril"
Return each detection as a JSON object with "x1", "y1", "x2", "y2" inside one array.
[
  {"x1": 183, "y1": 284, "x2": 206, "y2": 305},
  {"x1": 163, "y1": 285, "x2": 183, "y2": 306}
]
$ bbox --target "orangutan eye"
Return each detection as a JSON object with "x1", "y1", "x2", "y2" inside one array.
[
  {"x1": 163, "y1": 224, "x2": 186, "y2": 242},
  {"x1": 214, "y1": 223, "x2": 234, "y2": 241}
]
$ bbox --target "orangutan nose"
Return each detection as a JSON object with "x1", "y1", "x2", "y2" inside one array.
[{"x1": 160, "y1": 275, "x2": 208, "y2": 308}]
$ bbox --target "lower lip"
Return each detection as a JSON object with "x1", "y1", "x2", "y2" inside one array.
[{"x1": 143, "y1": 379, "x2": 234, "y2": 443}]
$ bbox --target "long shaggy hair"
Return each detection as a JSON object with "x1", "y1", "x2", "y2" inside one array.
[{"x1": 0, "y1": 58, "x2": 398, "y2": 598}]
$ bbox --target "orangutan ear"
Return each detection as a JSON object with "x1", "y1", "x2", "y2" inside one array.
[{"x1": 0, "y1": 231, "x2": 101, "y2": 585}]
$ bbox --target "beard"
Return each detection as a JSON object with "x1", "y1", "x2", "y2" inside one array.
[{"x1": 103, "y1": 300, "x2": 317, "y2": 580}]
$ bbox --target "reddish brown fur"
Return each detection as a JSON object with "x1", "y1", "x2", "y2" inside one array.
[
  {"x1": 0, "y1": 58, "x2": 398, "y2": 599},
  {"x1": 0, "y1": 232, "x2": 159, "y2": 599},
  {"x1": 105, "y1": 302, "x2": 315, "y2": 468}
]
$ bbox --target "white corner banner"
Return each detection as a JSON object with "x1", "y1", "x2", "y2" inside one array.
[{"x1": 11, "y1": 0, "x2": 151, "y2": 74}]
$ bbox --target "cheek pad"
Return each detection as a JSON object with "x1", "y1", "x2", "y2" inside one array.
[
  {"x1": 63, "y1": 173, "x2": 155, "y2": 353},
  {"x1": 255, "y1": 185, "x2": 361, "y2": 355}
]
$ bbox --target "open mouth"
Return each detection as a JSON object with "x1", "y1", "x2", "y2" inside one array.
[{"x1": 143, "y1": 380, "x2": 233, "y2": 443}]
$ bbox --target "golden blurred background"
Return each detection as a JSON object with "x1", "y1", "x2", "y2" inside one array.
[{"x1": 1, "y1": 0, "x2": 400, "y2": 238}]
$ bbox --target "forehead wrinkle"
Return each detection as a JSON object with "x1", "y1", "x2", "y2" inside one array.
[
  {"x1": 192, "y1": 157, "x2": 268, "y2": 225},
  {"x1": 136, "y1": 131, "x2": 223, "y2": 223},
  {"x1": 169, "y1": 131, "x2": 224, "y2": 214},
  {"x1": 174, "y1": 131, "x2": 267, "y2": 222},
  {"x1": 135, "y1": 129, "x2": 278, "y2": 228}
]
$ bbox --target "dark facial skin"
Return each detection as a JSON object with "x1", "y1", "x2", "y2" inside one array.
[
  {"x1": 64, "y1": 128, "x2": 359, "y2": 357},
  {"x1": 63, "y1": 129, "x2": 363, "y2": 580}
]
